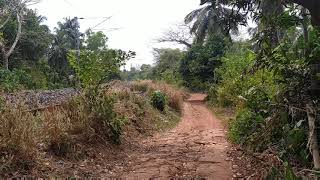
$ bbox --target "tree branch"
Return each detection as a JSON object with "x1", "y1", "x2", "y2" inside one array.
[
  {"x1": 0, "y1": 16, "x2": 11, "y2": 29},
  {"x1": 157, "y1": 24, "x2": 193, "y2": 48}
]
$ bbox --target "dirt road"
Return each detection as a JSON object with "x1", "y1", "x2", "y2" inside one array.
[{"x1": 119, "y1": 94, "x2": 232, "y2": 179}]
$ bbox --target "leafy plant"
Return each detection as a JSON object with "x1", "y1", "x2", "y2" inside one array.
[
  {"x1": 0, "y1": 68, "x2": 34, "y2": 92},
  {"x1": 151, "y1": 91, "x2": 167, "y2": 111},
  {"x1": 180, "y1": 34, "x2": 229, "y2": 91},
  {"x1": 68, "y1": 49, "x2": 135, "y2": 88},
  {"x1": 86, "y1": 89, "x2": 127, "y2": 144},
  {"x1": 229, "y1": 108, "x2": 264, "y2": 144}
]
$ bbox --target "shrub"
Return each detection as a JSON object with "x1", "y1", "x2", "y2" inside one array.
[
  {"x1": 68, "y1": 49, "x2": 135, "y2": 88},
  {"x1": 0, "y1": 105, "x2": 39, "y2": 172},
  {"x1": 229, "y1": 108, "x2": 264, "y2": 144},
  {"x1": 180, "y1": 34, "x2": 229, "y2": 91},
  {"x1": 151, "y1": 91, "x2": 166, "y2": 111},
  {"x1": 132, "y1": 81, "x2": 187, "y2": 113},
  {"x1": 87, "y1": 90, "x2": 126, "y2": 144},
  {"x1": 0, "y1": 69, "x2": 34, "y2": 92},
  {"x1": 41, "y1": 108, "x2": 76, "y2": 157},
  {"x1": 39, "y1": 87, "x2": 127, "y2": 158}
]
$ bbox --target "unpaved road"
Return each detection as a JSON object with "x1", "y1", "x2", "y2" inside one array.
[{"x1": 118, "y1": 94, "x2": 232, "y2": 179}]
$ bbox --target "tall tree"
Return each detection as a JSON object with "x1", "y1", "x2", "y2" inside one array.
[
  {"x1": 180, "y1": 34, "x2": 228, "y2": 90},
  {"x1": 10, "y1": 9, "x2": 52, "y2": 67},
  {"x1": 85, "y1": 30, "x2": 108, "y2": 51},
  {"x1": 0, "y1": 0, "x2": 40, "y2": 69},
  {"x1": 48, "y1": 17, "x2": 82, "y2": 85},
  {"x1": 185, "y1": 0, "x2": 245, "y2": 43}
]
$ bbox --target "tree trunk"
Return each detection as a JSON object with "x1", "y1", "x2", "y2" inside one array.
[
  {"x1": 0, "y1": 42, "x2": 8, "y2": 70},
  {"x1": 7, "y1": 13, "x2": 22, "y2": 59},
  {"x1": 301, "y1": 7, "x2": 320, "y2": 169},
  {"x1": 3, "y1": 54, "x2": 8, "y2": 70},
  {"x1": 301, "y1": 8, "x2": 310, "y2": 57},
  {"x1": 306, "y1": 101, "x2": 320, "y2": 169},
  {"x1": 0, "y1": 13, "x2": 22, "y2": 70}
]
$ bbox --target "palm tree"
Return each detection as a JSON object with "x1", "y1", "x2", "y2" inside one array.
[{"x1": 184, "y1": 0, "x2": 245, "y2": 44}]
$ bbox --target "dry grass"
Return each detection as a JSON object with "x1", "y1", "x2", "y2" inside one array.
[
  {"x1": 130, "y1": 80, "x2": 188, "y2": 113},
  {"x1": 0, "y1": 104, "x2": 39, "y2": 173},
  {"x1": 0, "y1": 80, "x2": 187, "y2": 176},
  {"x1": 112, "y1": 85, "x2": 180, "y2": 135}
]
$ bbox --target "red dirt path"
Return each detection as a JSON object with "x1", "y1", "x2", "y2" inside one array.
[
  {"x1": 33, "y1": 94, "x2": 232, "y2": 179},
  {"x1": 116, "y1": 93, "x2": 232, "y2": 179}
]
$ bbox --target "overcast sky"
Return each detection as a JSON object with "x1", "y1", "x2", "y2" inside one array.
[{"x1": 31, "y1": 0, "x2": 199, "y2": 69}]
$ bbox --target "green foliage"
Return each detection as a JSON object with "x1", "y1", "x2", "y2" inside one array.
[
  {"x1": 0, "y1": 68, "x2": 34, "y2": 92},
  {"x1": 12, "y1": 9, "x2": 52, "y2": 66},
  {"x1": 151, "y1": 91, "x2": 167, "y2": 111},
  {"x1": 85, "y1": 30, "x2": 108, "y2": 51},
  {"x1": 68, "y1": 49, "x2": 135, "y2": 88},
  {"x1": 82, "y1": 88, "x2": 126, "y2": 144},
  {"x1": 210, "y1": 43, "x2": 279, "y2": 108},
  {"x1": 121, "y1": 49, "x2": 184, "y2": 86},
  {"x1": 47, "y1": 17, "x2": 82, "y2": 87},
  {"x1": 0, "y1": 8, "x2": 52, "y2": 68},
  {"x1": 229, "y1": 108, "x2": 264, "y2": 144},
  {"x1": 211, "y1": 40, "x2": 311, "y2": 166},
  {"x1": 153, "y1": 48, "x2": 184, "y2": 85},
  {"x1": 180, "y1": 34, "x2": 229, "y2": 91},
  {"x1": 184, "y1": 0, "x2": 240, "y2": 43}
]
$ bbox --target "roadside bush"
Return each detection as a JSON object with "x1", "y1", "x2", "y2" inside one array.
[
  {"x1": 209, "y1": 44, "x2": 279, "y2": 109},
  {"x1": 151, "y1": 91, "x2": 166, "y2": 111},
  {"x1": 0, "y1": 69, "x2": 34, "y2": 92},
  {"x1": 132, "y1": 81, "x2": 187, "y2": 113},
  {"x1": 229, "y1": 108, "x2": 264, "y2": 144},
  {"x1": 110, "y1": 81, "x2": 182, "y2": 134},
  {"x1": 86, "y1": 90, "x2": 127, "y2": 144},
  {"x1": 180, "y1": 34, "x2": 229, "y2": 91},
  {"x1": 0, "y1": 105, "x2": 39, "y2": 172},
  {"x1": 41, "y1": 108, "x2": 76, "y2": 157},
  {"x1": 39, "y1": 88, "x2": 127, "y2": 159},
  {"x1": 68, "y1": 49, "x2": 135, "y2": 88},
  {"x1": 159, "y1": 69, "x2": 184, "y2": 87}
]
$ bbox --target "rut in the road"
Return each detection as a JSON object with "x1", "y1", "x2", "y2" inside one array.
[{"x1": 118, "y1": 94, "x2": 232, "y2": 179}]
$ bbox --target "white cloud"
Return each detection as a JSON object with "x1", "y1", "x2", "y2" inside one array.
[{"x1": 31, "y1": 0, "x2": 199, "y2": 68}]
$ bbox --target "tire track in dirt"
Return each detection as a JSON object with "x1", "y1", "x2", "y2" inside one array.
[{"x1": 118, "y1": 94, "x2": 232, "y2": 179}]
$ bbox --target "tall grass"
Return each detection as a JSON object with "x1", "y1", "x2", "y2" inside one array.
[
  {"x1": 0, "y1": 81, "x2": 187, "y2": 174},
  {"x1": 131, "y1": 80, "x2": 188, "y2": 113},
  {"x1": 0, "y1": 105, "x2": 39, "y2": 172}
]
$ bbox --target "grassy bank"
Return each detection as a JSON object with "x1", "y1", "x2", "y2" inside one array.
[{"x1": 0, "y1": 80, "x2": 187, "y2": 177}]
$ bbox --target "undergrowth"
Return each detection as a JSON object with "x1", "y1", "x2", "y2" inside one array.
[{"x1": 0, "y1": 80, "x2": 186, "y2": 176}]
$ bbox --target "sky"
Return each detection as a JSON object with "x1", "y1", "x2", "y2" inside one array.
[{"x1": 31, "y1": 0, "x2": 200, "y2": 69}]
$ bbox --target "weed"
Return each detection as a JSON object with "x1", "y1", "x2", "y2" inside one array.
[
  {"x1": 229, "y1": 108, "x2": 264, "y2": 144},
  {"x1": 0, "y1": 105, "x2": 39, "y2": 172},
  {"x1": 151, "y1": 91, "x2": 167, "y2": 111},
  {"x1": 132, "y1": 81, "x2": 149, "y2": 93}
]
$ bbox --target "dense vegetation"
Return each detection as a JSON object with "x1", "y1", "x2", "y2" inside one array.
[
  {"x1": 1, "y1": 0, "x2": 320, "y2": 178},
  {"x1": 122, "y1": 0, "x2": 320, "y2": 177}
]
